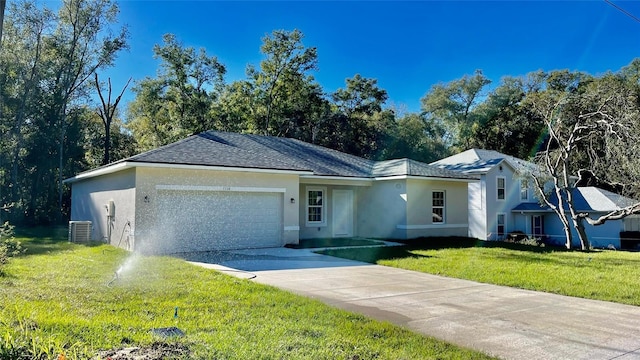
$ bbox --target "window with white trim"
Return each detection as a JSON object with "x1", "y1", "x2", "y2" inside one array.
[
  {"x1": 497, "y1": 177, "x2": 506, "y2": 200},
  {"x1": 497, "y1": 213, "x2": 506, "y2": 237},
  {"x1": 520, "y1": 179, "x2": 529, "y2": 201},
  {"x1": 432, "y1": 191, "x2": 445, "y2": 223},
  {"x1": 306, "y1": 187, "x2": 326, "y2": 226}
]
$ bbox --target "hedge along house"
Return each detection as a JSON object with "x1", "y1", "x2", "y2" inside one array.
[{"x1": 65, "y1": 131, "x2": 478, "y2": 254}]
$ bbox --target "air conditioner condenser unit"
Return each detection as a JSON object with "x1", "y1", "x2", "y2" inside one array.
[{"x1": 68, "y1": 221, "x2": 92, "y2": 243}]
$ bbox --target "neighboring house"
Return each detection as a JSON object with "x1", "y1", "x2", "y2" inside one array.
[
  {"x1": 431, "y1": 148, "x2": 640, "y2": 249},
  {"x1": 64, "y1": 131, "x2": 478, "y2": 254},
  {"x1": 514, "y1": 187, "x2": 640, "y2": 249},
  {"x1": 431, "y1": 149, "x2": 537, "y2": 241}
]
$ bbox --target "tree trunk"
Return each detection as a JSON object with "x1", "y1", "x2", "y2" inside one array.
[
  {"x1": 58, "y1": 124, "x2": 64, "y2": 222},
  {"x1": 57, "y1": 104, "x2": 68, "y2": 223},
  {"x1": 102, "y1": 124, "x2": 111, "y2": 165},
  {"x1": 0, "y1": 0, "x2": 5, "y2": 47},
  {"x1": 572, "y1": 217, "x2": 591, "y2": 251},
  {"x1": 554, "y1": 188, "x2": 573, "y2": 249},
  {"x1": 560, "y1": 218, "x2": 573, "y2": 249}
]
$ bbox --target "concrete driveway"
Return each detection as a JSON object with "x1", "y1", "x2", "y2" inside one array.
[{"x1": 188, "y1": 247, "x2": 640, "y2": 360}]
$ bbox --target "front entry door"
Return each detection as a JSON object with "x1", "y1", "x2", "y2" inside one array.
[
  {"x1": 532, "y1": 215, "x2": 544, "y2": 238},
  {"x1": 332, "y1": 190, "x2": 353, "y2": 237}
]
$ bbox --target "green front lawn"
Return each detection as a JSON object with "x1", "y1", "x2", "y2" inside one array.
[
  {"x1": 319, "y1": 237, "x2": 640, "y2": 306},
  {"x1": 0, "y1": 230, "x2": 494, "y2": 360}
]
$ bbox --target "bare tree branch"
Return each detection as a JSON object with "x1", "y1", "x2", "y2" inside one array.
[
  {"x1": 95, "y1": 73, "x2": 132, "y2": 165},
  {"x1": 580, "y1": 202, "x2": 640, "y2": 225}
]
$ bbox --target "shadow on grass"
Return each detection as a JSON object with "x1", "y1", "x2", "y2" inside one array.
[
  {"x1": 318, "y1": 237, "x2": 567, "y2": 264},
  {"x1": 14, "y1": 226, "x2": 103, "y2": 256},
  {"x1": 318, "y1": 246, "x2": 431, "y2": 264},
  {"x1": 395, "y1": 237, "x2": 566, "y2": 253}
]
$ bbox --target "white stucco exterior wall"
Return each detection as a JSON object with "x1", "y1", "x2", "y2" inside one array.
[
  {"x1": 133, "y1": 166, "x2": 300, "y2": 252},
  {"x1": 357, "y1": 180, "x2": 408, "y2": 239},
  {"x1": 69, "y1": 168, "x2": 136, "y2": 248},
  {"x1": 481, "y1": 163, "x2": 525, "y2": 240},
  {"x1": 298, "y1": 183, "x2": 363, "y2": 239},
  {"x1": 70, "y1": 163, "x2": 476, "y2": 248},
  {"x1": 299, "y1": 177, "x2": 472, "y2": 240},
  {"x1": 403, "y1": 178, "x2": 470, "y2": 238}
]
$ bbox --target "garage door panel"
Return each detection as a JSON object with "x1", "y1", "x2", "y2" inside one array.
[{"x1": 154, "y1": 190, "x2": 283, "y2": 253}]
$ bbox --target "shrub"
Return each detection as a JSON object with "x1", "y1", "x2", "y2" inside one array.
[{"x1": 0, "y1": 221, "x2": 24, "y2": 271}]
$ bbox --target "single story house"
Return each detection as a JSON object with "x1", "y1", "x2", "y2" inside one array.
[{"x1": 65, "y1": 131, "x2": 478, "y2": 254}]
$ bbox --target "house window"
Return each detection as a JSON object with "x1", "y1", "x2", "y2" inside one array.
[
  {"x1": 432, "y1": 191, "x2": 445, "y2": 223},
  {"x1": 497, "y1": 177, "x2": 506, "y2": 200},
  {"x1": 520, "y1": 179, "x2": 529, "y2": 201},
  {"x1": 306, "y1": 187, "x2": 326, "y2": 226},
  {"x1": 497, "y1": 213, "x2": 506, "y2": 237}
]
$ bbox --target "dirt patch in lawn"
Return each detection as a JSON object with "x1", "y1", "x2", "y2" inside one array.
[{"x1": 94, "y1": 342, "x2": 190, "y2": 360}]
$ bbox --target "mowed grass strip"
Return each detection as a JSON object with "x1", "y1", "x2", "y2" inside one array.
[
  {"x1": 319, "y1": 238, "x2": 640, "y2": 306},
  {"x1": 0, "y1": 231, "x2": 494, "y2": 360}
]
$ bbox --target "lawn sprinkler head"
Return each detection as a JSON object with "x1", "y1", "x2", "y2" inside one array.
[{"x1": 107, "y1": 270, "x2": 119, "y2": 287}]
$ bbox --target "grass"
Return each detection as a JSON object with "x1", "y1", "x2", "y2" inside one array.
[
  {"x1": 286, "y1": 237, "x2": 385, "y2": 249},
  {"x1": 318, "y1": 237, "x2": 640, "y2": 306},
  {"x1": 0, "y1": 229, "x2": 494, "y2": 360}
]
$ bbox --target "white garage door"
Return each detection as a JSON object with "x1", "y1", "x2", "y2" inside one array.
[{"x1": 154, "y1": 190, "x2": 283, "y2": 253}]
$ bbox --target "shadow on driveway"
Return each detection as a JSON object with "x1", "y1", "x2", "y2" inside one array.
[{"x1": 177, "y1": 247, "x2": 367, "y2": 272}]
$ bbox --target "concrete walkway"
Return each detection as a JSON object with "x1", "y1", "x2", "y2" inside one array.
[{"x1": 189, "y1": 247, "x2": 640, "y2": 360}]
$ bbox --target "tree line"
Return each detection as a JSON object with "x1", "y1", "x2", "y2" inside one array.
[{"x1": 1, "y1": 0, "x2": 640, "y2": 231}]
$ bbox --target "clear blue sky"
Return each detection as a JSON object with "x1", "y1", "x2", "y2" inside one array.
[{"x1": 97, "y1": 0, "x2": 640, "y2": 114}]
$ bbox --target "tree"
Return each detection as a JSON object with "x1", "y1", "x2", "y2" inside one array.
[
  {"x1": 94, "y1": 73, "x2": 131, "y2": 165},
  {"x1": 82, "y1": 108, "x2": 136, "y2": 168},
  {"x1": 127, "y1": 34, "x2": 226, "y2": 151},
  {"x1": 46, "y1": 0, "x2": 127, "y2": 219},
  {"x1": 332, "y1": 74, "x2": 388, "y2": 117},
  {"x1": 0, "y1": 0, "x2": 53, "y2": 213},
  {"x1": 246, "y1": 29, "x2": 318, "y2": 136},
  {"x1": 527, "y1": 71, "x2": 640, "y2": 250},
  {"x1": 421, "y1": 70, "x2": 491, "y2": 151},
  {"x1": 0, "y1": 0, "x2": 127, "y2": 224},
  {"x1": 316, "y1": 74, "x2": 392, "y2": 158},
  {"x1": 470, "y1": 75, "x2": 549, "y2": 159},
  {"x1": 382, "y1": 113, "x2": 449, "y2": 163}
]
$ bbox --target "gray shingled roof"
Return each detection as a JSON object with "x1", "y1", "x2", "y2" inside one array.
[
  {"x1": 372, "y1": 158, "x2": 478, "y2": 179},
  {"x1": 128, "y1": 132, "x2": 311, "y2": 172},
  {"x1": 430, "y1": 148, "x2": 537, "y2": 174},
  {"x1": 110, "y1": 131, "x2": 477, "y2": 180}
]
